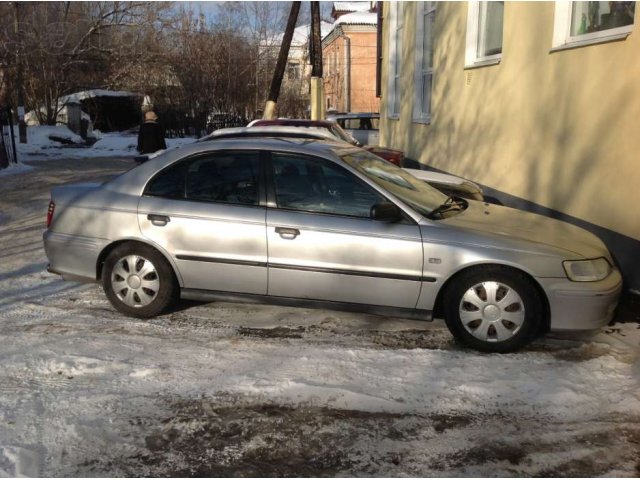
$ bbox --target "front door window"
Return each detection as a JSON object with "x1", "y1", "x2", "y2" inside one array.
[{"x1": 272, "y1": 152, "x2": 384, "y2": 218}]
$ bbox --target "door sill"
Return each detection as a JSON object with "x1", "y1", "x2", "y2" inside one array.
[{"x1": 181, "y1": 288, "x2": 432, "y2": 321}]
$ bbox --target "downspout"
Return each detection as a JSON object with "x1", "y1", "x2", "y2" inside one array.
[{"x1": 343, "y1": 35, "x2": 351, "y2": 112}]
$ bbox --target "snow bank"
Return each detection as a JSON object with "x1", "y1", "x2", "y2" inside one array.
[
  {"x1": 12, "y1": 126, "x2": 194, "y2": 161},
  {"x1": 23, "y1": 125, "x2": 83, "y2": 146},
  {"x1": 0, "y1": 162, "x2": 33, "y2": 177}
]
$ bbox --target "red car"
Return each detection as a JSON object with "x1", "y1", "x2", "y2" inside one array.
[{"x1": 248, "y1": 118, "x2": 405, "y2": 166}]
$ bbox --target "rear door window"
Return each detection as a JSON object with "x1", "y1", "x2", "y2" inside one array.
[{"x1": 145, "y1": 151, "x2": 261, "y2": 206}]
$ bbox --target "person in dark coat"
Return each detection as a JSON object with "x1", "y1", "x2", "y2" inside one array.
[{"x1": 137, "y1": 111, "x2": 167, "y2": 154}]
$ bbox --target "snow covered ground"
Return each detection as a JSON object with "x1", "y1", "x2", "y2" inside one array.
[{"x1": 1, "y1": 136, "x2": 639, "y2": 476}]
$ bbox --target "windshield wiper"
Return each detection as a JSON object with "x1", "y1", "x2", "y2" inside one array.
[{"x1": 427, "y1": 196, "x2": 467, "y2": 219}]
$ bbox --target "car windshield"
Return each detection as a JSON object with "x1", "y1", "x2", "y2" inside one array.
[{"x1": 340, "y1": 149, "x2": 448, "y2": 216}]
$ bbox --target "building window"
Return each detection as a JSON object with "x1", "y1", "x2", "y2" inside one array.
[
  {"x1": 553, "y1": 1, "x2": 635, "y2": 49},
  {"x1": 465, "y1": 1, "x2": 504, "y2": 68},
  {"x1": 286, "y1": 62, "x2": 301, "y2": 80},
  {"x1": 413, "y1": 2, "x2": 436, "y2": 124},
  {"x1": 387, "y1": 2, "x2": 404, "y2": 119}
]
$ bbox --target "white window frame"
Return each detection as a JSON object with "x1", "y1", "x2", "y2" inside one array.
[
  {"x1": 387, "y1": 2, "x2": 404, "y2": 119},
  {"x1": 413, "y1": 2, "x2": 436, "y2": 124},
  {"x1": 552, "y1": 1, "x2": 634, "y2": 51},
  {"x1": 465, "y1": 1, "x2": 503, "y2": 68}
]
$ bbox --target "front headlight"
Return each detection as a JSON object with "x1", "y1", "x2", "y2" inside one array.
[{"x1": 563, "y1": 257, "x2": 612, "y2": 282}]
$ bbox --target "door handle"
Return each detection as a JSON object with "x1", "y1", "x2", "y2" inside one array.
[
  {"x1": 147, "y1": 214, "x2": 170, "y2": 226},
  {"x1": 275, "y1": 226, "x2": 300, "y2": 239}
]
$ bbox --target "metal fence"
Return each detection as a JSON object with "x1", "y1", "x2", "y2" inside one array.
[{"x1": 0, "y1": 107, "x2": 18, "y2": 169}]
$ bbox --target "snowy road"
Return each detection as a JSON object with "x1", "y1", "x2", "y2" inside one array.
[{"x1": 1, "y1": 155, "x2": 639, "y2": 476}]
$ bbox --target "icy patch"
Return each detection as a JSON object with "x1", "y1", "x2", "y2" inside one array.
[
  {"x1": 594, "y1": 322, "x2": 640, "y2": 350},
  {"x1": 0, "y1": 163, "x2": 33, "y2": 177},
  {"x1": 129, "y1": 368, "x2": 158, "y2": 379},
  {"x1": 32, "y1": 356, "x2": 123, "y2": 377},
  {"x1": 0, "y1": 446, "x2": 42, "y2": 477}
]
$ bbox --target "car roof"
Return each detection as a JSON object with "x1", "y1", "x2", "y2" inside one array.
[
  {"x1": 200, "y1": 126, "x2": 336, "y2": 142},
  {"x1": 248, "y1": 118, "x2": 337, "y2": 128}
]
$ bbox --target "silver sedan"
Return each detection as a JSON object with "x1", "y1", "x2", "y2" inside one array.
[{"x1": 43, "y1": 138, "x2": 622, "y2": 352}]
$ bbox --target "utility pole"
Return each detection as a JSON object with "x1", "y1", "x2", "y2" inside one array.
[
  {"x1": 263, "y1": 1, "x2": 301, "y2": 119},
  {"x1": 309, "y1": 1, "x2": 324, "y2": 120},
  {"x1": 14, "y1": 2, "x2": 27, "y2": 143}
]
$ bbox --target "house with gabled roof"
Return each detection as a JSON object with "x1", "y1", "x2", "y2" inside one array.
[{"x1": 322, "y1": 2, "x2": 379, "y2": 113}]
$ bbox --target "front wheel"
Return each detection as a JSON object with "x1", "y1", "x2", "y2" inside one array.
[
  {"x1": 102, "y1": 243, "x2": 178, "y2": 318},
  {"x1": 443, "y1": 266, "x2": 543, "y2": 353}
]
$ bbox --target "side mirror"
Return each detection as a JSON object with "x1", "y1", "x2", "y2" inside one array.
[{"x1": 370, "y1": 202, "x2": 403, "y2": 222}]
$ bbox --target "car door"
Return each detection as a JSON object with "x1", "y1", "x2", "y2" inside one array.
[
  {"x1": 266, "y1": 151, "x2": 423, "y2": 308},
  {"x1": 138, "y1": 150, "x2": 268, "y2": 294}
]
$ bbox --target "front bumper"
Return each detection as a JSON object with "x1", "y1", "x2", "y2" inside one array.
[{"x1": 538, "y1": 268, "x2": 623, "y2": 331}]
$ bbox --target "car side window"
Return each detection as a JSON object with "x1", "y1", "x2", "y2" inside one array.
[
  {"x1": 344, "y1": 118, "x2": 379, "y2": 130},
  {"x1": 145, "y1": 151, "x2": 260, "y2": 206},
  {"x1": 144, "y1": 162, "x2": 187, "y2": 199},
  {"x1": 185, "y1": 152, "x2": 259, "y2": 205},
  {"x1": 272, "y1": 153, "x2": 384, "y2": 218}
]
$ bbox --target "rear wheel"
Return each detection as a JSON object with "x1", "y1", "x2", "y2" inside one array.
[
  {"x1": 443, "y1": 266, "x2": 543, "y2": 353},
  {"x1": 102, "y1": 243, "x2": 178, "y2": 318}
]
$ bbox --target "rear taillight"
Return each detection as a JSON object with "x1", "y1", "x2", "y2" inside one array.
[{"x1": 46, "y1": 201, "x2": 55, "y2": 228}]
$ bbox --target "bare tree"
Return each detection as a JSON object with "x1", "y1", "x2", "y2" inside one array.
[
  {"x1": 0, "y1": 2, "x2": 173, "y2": 125},
  {"x1": 0, "y1": 1, "x2": 332, "y2": 134},
  {"x1": 218, "y1": 1, "x2": 289, "y2": 117}
]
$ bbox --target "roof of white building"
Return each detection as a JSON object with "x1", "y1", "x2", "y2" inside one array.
[
  {"x1": 58, "y1": 90, "x2": 139, "y2": 104},
  {"x1": 272, "y1": 22, "x2": 334, "y2": 47},
  {"x1": 334, "y1": 11, "x2": 377, "y2": 26},
  {"x1": 297, "y1": 21, "x2": 334, "y2": 45},
  {"x1": 333, "y1": 2, "x2": 372, "y2": 13}
]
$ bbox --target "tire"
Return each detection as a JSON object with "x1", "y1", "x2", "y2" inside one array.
[
  {"x1": 442, "y1": 266, "x2": 543, "y2": 353},
  {"x1": 102, "y1": 243, "x2": 178, "y2": 318}
]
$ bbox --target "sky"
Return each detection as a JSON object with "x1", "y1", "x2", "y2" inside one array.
[{"x1": 184, "y1": 1, "x2": 335, "y2": 26}]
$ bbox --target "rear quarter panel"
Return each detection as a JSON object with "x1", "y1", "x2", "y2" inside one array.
[{"x1": 47, "y1": 187, "x2": 143, "y2": 280}]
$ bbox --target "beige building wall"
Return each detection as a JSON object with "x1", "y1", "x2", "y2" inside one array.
[{"x1": 380, "y1": 2, "x2": 640, "y2": 286}]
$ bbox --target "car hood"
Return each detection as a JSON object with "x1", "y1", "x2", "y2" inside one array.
[{"x1": 437, "y1": 201, "x2": 609, "y2": 260}]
